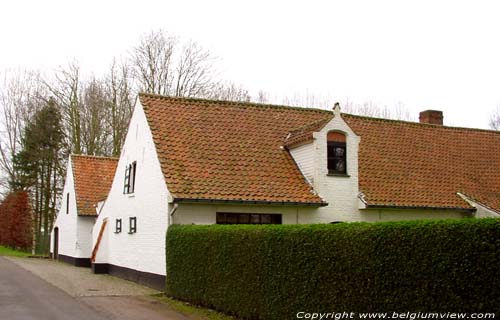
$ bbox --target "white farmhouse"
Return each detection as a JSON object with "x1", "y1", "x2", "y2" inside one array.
[
  {"x1": 50, "y1": 155, "x2": 117, "y2": 266},
  {"x1": 52, "y1": 93, "x2": 500, "y2": 289}
]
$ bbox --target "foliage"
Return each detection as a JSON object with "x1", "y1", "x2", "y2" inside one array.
[
  {"x1": 0, "y1": 245, "x2": 31, "y2": 257},
  {"x1": 12, "y1": 100, "x2": 64, "y2": 253},
  {"x1": 151, "y1": 293, "x2": 235, "y2": 320},
  {"x1": 0, "y1": 191, "x2": 32, "y2": 250},
  {"x1": 166, "y1": 219, "x2": 500, "y2": 320}
]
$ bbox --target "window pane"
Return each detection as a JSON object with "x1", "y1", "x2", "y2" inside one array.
[
  {"x1": 238, "y1": 214, "x2": 250, "y2": 224},
  {"x1": 271, "y1": 215, "x2": 282, "y2": 224},
  {"x1": 226, "y1": 214, "x2": 238, "y2": 224},
  {"x1": 250, "y1": 214, "x2": 260, "y2": 224},
  {"x1": 328, "y1": 158, "x2": 336, "y2": 171},
  {"x1": 327, "y1": 144, "x2": 335, "y2": 158},
  {"x1": 261, "y1": 214, "x2": 272, "y2": 224},
  {"x1": 335, "y1": 159, "x2": 346, "y2": 172},
  {"x1": 334, "y1": 147, "x2": 345, "y2": 157},
  {"x1": 216, "y1": 212, "x2": 226, "y2": 224}
]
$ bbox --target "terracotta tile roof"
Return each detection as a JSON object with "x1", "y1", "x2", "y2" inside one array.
[
  {"x1": 139, "y1": 94, "x2": 500, "y2": 213},
  {"x1": 71, "y1": 155, "x2": 118, "y2": 216},
  {"x1": 343, "y1": 115, "x2": 500, "y2": 212},
  {"x1": 139, "y1": 93, "x2": 328, "y2": 205},
  {"x1": 284, "y1": 116, "x2": 333, "y2": 148}
]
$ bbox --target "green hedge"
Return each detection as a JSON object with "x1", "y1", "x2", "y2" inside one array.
[{"x1": 166, "y1": 219, "x2": 500, "y2": 319}]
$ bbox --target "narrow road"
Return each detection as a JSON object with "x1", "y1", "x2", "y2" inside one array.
[
  {"x1": 0, "y1": 257, "x2": 190, "y2": 320},
  {"x1": 0, "y1": 256, "x2": 106, "y2": 320}
]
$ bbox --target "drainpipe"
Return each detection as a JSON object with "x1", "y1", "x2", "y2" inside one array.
[{"x1": 168, "y1": 203, "x2": 179, "y2": 226}]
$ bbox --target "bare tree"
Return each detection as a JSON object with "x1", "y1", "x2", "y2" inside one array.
[
  {"x1": 130, "y1": 30, "x2": 218, "y2": 98},
  {"x1": 489, "y1": 105, "x2": 500, "y2": 130},
  {"x1": 80, "y1": 77, "x2": 109, "y2": 155},
  {"x1": 104, "y1": 60, "x2": 134, "y2": 156},
  {"x1": 342, "y1": 99, "x2": 413, "y2": 121},
  {"x1": 0, "y1": 70, "x2": 46, "y2": 194},
  {"x1": 46, "y1": 62, "x2": 82, "y2": 154},
  {"x1": 209, "y1": 82, "x2": 251, "y2": 102}
]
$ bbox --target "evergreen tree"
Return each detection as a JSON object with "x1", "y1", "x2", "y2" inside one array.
[{"x1": 12, "y1": 98, "x2": 64, "y2": 253}]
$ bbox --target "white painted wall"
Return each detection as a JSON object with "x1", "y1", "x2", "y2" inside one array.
[
  {"x1": 94, "y1": 98, "x2": 171, "y2": 276},
  {"x1": 173, "y1": 203, "x2": 316, "y2": 225},
  {"x1": 358, "y1": 208, "x2": 471, "y2": 221},
  {"x1": 50, "y1": 159, "x2": 77, "y2": 257},
  {"x1": 308, "y1": 110, "x2": 362, "y2": 222},
  {"x1": 289, "y1": 143, "x2": 315, "y2": 184},
  {"x1": 50, "y1": 157, "x2": 98, "y2": 259}
]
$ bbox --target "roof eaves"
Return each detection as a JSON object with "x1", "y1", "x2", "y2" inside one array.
[
  {"x1": 363, "y1": 204, "x2": 476, "y2": 212},
  {"x1": 457, "y1": 192, "x2": 500, "y2": 215},
  {"x1": 173, "y1": 197, "x2": 328, "y2": 207}
]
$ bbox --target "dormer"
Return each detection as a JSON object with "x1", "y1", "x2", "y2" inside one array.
[{"x1": 285, "y1": 103, "x2": 361, "y2": 205}]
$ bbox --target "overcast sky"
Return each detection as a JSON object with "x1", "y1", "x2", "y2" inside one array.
[{"x1": 1, "y1": 0, "x2": 499, "y2": 129}]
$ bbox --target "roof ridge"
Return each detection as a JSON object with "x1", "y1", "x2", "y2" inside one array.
[
  {"x1": 288, "y1": 115, "x2": 333, "y2": 134},
  {"x1": 71, "y1": 154, "x2": 119, "y2": 161},
  {"x1": 139, "y1": 92, "x2": 332, "y2": 114},
  {"x1": 343, "y1": 113, "x2": 500, "y2": 134}
]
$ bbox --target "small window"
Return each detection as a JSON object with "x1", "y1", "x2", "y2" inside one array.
[
  {"x1": 115, "y1": 219, "x2": 122, "y2": 233},
  {"x1": 123, "y1": 161, "x2": 137, "y2": 194},
  {"x1": 216, "y1": 213, "x2": 282, "y2": 225},
  {"x1": 66, "y1": 193, "x2": 69, "y2": 214},
  {"x1": 327, "y1": 131, "x2": 347, "y2": 174},
  {"x1": 129, "y1": 217, "x2": 137, "y2": 233}
]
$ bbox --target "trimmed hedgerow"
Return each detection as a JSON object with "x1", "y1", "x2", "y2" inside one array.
[{"x1": 166, "y1": 219, "x2": 500, "y2": 319}]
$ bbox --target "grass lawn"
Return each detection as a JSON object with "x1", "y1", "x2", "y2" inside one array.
[
  {"x1": 0, "y1": 245, "x2": 31, "y2": 257},
  {"x1": 151, "y1": 294, "x2": 235, "y2": 320}
]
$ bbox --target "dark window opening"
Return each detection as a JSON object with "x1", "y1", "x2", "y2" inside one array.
[
  {"x1": 115, "y1": 219, "x2": 122, "y2": 233},
  {"x1": 66, "y1": 193, "x2": 69, "y2": 214},
  {"x1": 216, "y1": 213, "x2": 282, "y2": 225},
  {"x1": 123, "y1": 161, "x2": 137, "y2": 194},
  {"x1": 129, "y1": 217, "x2": 137, "y2": 233},
  {"x1": 327, "y1": 132, "x2": 347, "y2": 174}
]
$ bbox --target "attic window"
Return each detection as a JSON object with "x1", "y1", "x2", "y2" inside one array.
[
  {"x1": 327, "y1": 132, "x2": 347, "y2": 175},
  {"x1": 123, "y1": 161, "x2": 137, "y2": 194}
]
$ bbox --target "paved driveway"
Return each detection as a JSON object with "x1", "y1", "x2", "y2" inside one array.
[{"x1": 0, "y1": 257, "x2": 190, "y2": 320}]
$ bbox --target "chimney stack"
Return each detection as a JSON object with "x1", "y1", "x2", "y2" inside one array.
[{"x1": 419, "y1": 110, "x2": 443, "y2": 125}]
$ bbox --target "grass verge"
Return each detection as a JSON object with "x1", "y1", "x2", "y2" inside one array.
[
  {"x1": 0, "y1": 245, "x2": 31, "y2": 257},
  {"x1": 151, "y1": 293, "x2": 235, "y2": 320}
]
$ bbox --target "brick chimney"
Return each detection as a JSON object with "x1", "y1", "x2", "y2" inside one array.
[{"x1": 419, "y1": 110, "x2": 443, "y2": 125}]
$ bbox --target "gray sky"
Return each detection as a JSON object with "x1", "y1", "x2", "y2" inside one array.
[{"x1": 1, "y1": 0, "x2": 499, "y2": 129}]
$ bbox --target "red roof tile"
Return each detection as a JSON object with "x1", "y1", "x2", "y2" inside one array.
[
  {"x1": 71, "y1": 155, "x2": 118, "y2": 216},
  {"x1": 139, "y1": 94, "x2": 500, "y2": 213},
  {"x1": 140, "y1": 94, "x2": 328, "y2": 205},
  {"x1": 284, "y1": 116, "x2": 333, "y2": 148},
  {"x1": 343, "y1": 115, "x2": 500, "y2": 212}
]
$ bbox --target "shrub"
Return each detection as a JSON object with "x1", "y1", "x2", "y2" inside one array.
[
  {"x1": 166, "y1": 219, "x2": 500, "y2": 319},
  {"x1": 0, "y1": 191, "x2": 32, "y2": 250}
]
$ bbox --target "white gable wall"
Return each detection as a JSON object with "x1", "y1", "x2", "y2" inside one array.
[
  {"x1": 95, "y1": 99, "x2": 170, "y2": 276},
  {"x1": 50, "y1": 159, "x2": 78, "y2": 257},
  {"x1": 308, "y1": 113, "x2": 362, "y2": 222},
  {"x1": 289, "y1": 143, "x2": 315, "y2": 185}
]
